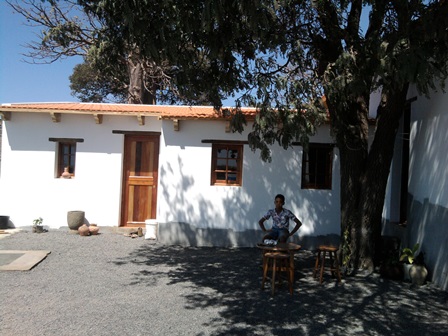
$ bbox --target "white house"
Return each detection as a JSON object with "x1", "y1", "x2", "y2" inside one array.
[
  {"x1": 0, "y1": 92, "x2": 446, "y2": 291},
  {"x1": 0, "y1": 103, "x2": 341, "y2": 249}
]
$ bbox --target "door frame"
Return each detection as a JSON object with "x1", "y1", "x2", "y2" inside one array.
[{"x1": 120, "y1": 132, "x2": 160, "y2": 227}]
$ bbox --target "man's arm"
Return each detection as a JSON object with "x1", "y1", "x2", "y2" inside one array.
[
  {"x1": 259, "y1": 218, "x2": 269, "y2": 232},
  {"x1": 289, "y1": 218, "x2": 302, "y2": 237}
]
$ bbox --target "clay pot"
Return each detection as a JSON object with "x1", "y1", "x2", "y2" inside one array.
[
  {"x1": 403, "y1": 263, "x2": 413, "y2": 282},
  {"x1": 78, "y1": 224, "x2": 90, "y2": 236},
  {"x1": 35, "y1": 225, "x2": 45, "y2": 233},
  {"x1": 0, "y1": 215, "x2": 9, "y2": 229},
  {"x1": 89, "y1": 224, "x2": 99, "y2": 235},
  {"x1": 67, "y1": 211, "x2": 85, "y2": 231},
  {"x1": 410, "y1": 264, "x2": 428, "y2": 286},
  {"x1": 61, "y1": 167, "x2": 71, "y2": 179}
]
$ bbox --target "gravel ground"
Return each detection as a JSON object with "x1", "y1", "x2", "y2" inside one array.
[{"x1": 1, "y1": 229, "x2": 448, "y2": 336}]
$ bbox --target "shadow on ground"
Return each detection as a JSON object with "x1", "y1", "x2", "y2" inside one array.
[{"x1": 112, "y1": 244, "x2": 448, "y2": 336}]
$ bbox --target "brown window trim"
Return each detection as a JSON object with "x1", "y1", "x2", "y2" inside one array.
[
  {"x1": 301, "y1": 143, "x2": 334, "y2": 190},
  {"x1": 49, "y1": 138, "x2": 84, "y2": 143},
  {"x1": 211, "y1": 143, "x2": 243, "y2": 186},
  {"x1": 112, "y1": 131, "x2": 161, "y2": 136},
  {"x1": 202, "y1": 139, "x2": 248, "y2": 145},
  {"x1": 49, "y1": 138, "x2": 82, "y2": 178}
]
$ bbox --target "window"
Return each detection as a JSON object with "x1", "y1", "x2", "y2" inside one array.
[
  {"x1": 211, "y1": 143, "x2": 243, "y2": 186},
  {"x1": 301, "y1": 143, "x2": 333, "y2": 189},
  {"x1": 49, "y1": 138, "x2": 83, "y2": 178},
  {"x1": 57, "y1": 142, "x2": 77, "y2": 178}
]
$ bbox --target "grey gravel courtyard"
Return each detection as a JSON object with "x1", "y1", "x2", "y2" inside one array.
[{"x1": 1, "y1": 229, "x2": 447, "y2": 336}]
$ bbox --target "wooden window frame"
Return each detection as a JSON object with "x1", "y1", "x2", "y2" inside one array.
[
  {"x1": 211, "y1": 143, "x2": 243, "y2": 186},
  {"x1": 49, "y1": 138, "x2": 83, "y2": 178},
  {"x1": 57, "y1": 142, "x2": 77, "y2": 178},
  {"x1": 301, "y1": 143, "x2": 333, "y2": 190}
]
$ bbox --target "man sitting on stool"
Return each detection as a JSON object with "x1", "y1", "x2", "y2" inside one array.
[{"x1": 258, "y1": 194, "x2": 302, "y2": 243}]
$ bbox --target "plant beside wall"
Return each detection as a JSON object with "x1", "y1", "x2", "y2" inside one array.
[
  {"x1": 400, "y1": 243, "x2": 419, "y2": 281},
  {"x1": 32, "y1": 217, "x2": 45, "y2": 233},
  {"x1": 400, "y1": 243, "x2": 428, "y2": 286},
  {"x1": 400, "y1": 243, "x2": 420, "y2": 264}
]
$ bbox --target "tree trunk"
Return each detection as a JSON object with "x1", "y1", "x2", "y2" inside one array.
[
  {"x1": 356, "y1": 83, "x2": 410, "y2": 268},
  {"x1": 334, "y1": 84, "x2": 409, "y2": 272},
  {"x1": 127, "y1": 53, "x2": 156, "y2": 105},
  {"x1": 328, "y1": 94, "x2": 370, "y2": 271}
]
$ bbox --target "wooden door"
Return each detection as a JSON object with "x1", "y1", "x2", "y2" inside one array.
[{"x1": 121, "y1": 134, "x2": 159, "y2": 227}]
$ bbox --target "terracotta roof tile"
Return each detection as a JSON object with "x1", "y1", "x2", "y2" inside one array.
[{"x1": 0, "y1": 102, "x2": 257, "y2": 120}]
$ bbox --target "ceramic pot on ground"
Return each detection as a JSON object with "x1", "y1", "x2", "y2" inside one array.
[
  {"x1": 409, "y1": 264, "x2": 428, "y2": 286},
  {"x1": 78, "y1": 224, "x2": 90, "y2": 236},
  {"x1": 89, "y1": 224, "x2": 99, "y2": 235},
  {"x1": 403, "y1": 263, "x2": 413, "y2": 282},
  {"x1": 0, "y1": 215, "x2": 9, "y2": 229},
  {"x1": 34, "y1": 225, "x2": 44, "y2": 233},
  {"x1": 67, "y1": 211, "x2": 85, "y2": 230}
]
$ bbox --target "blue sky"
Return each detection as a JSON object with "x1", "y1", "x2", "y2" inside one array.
[{"x1": 0, "y1": 2, "x2": 82, "y2": 104}]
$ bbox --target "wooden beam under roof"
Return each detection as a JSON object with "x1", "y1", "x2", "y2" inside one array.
[
  {"x1": 93, "y1": 113, "x2": 103, "y2": 124},
  {"x1": 225, "y1": 120, "x2": 231, "y2": 133},
  {"x1": 0, "y1": 112, "x2": 11, "y2": 121},
  {"x1": 50, "y1": 112, "x2": 61, "y2": 123}
]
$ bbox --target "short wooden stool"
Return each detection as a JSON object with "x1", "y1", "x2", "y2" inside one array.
[
  {"x1": 313, "y1": 245, "x2": 342, "y2": 284},
  {"x1": 261, "y1": 252, "x2": 293, "y2": 295}
]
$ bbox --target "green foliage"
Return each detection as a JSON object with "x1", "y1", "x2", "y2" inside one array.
[
  {"x1": 32, "y1": 217, "x2": 43, "y2": 227},
  {"x1": 78, "y1": 0, "x2": 277, "y2": 107},
  {"x1": 11, "y1": 0, "x2": 448, "y2": 111},
  {"x1": 9, "y1": 0, "x2": 236, "y2": 105},
  {"x1": 400, "y1": 243, "x2": 420, "y2": 264},
  {"x1": 69, "y1": 61, "x2": 128, "y2": 103}
]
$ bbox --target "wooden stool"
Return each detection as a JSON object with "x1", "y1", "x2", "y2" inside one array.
[
  {"x1": 261, "y1": 252, "x2": 293, "y2": 295},
  {"x1": 313, "y1": 245, "x2": 342, "y2": 284}
]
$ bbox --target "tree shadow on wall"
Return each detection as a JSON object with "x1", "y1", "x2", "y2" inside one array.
[{"x1": 158, "y1": 153, "x2": 337, "y2": 247}]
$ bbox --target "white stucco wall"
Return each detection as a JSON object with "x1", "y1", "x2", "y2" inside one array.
[
  {"x1": 382, "y1": 81, "x2": 448, "y2": 291},
  {"x1": 407, "y1": 84, "x2": 448, "y2": 290},
  {"x1": 0, "y1": 112, "x2": 161, "y2": 228},
  {"x1": 157, "y1": 121, "x2": 340, "y2": 238},
  {"x1": 0, "y1": 111, "x2": 340, "y2": 240},
  {"x1": 408, "y1": 85, "x2": 448, "y2": 209}
]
